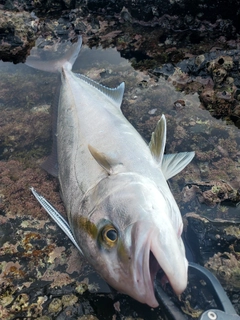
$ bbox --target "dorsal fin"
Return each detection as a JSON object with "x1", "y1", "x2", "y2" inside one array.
[
  {"x1": 88, "y1": 145, "x2": 123, "y2": 174},
  {"x1": 162, "y1": 152, "x2": 195, "y2": 180},
  {"x1": 75, "y1": 73, "x2": 125, "y2": 109},
  {"x1": 149, "y1": 115, "x2": 166, "y2": 164}
]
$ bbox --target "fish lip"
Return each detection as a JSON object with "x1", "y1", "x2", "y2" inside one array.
[{"x1": 133, "y1": 232, "x2": 160, "y2": 308}]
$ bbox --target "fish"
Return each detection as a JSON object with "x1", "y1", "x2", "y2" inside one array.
[{"x1": 27, "y1": 36, "x2": 195, "y2": 308}]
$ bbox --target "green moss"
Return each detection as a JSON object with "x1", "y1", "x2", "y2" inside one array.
[
  {"x1": 217, "y1": 206, "x2": 228, "y2": 213},
  {"x1": 14, "y1": 145, "x2": 50, "y2": 162},
  {"x1": 211, "y1": 186, "x2": 222, "y2": 194},
  {"x1": 225, "y1": 226, "x2": 240, "y2": 239}
]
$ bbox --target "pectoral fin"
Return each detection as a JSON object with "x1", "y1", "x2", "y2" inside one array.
[
  {"x1": 88, "y1": 145, "x2": 123, "y2": 174},
  {"x1": 161, "y1": 152, "x2": 195, "y2": 180}
]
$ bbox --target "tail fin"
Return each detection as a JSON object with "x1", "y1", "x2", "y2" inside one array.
[{"x1": 25, "y1": 36, "x2": 82, "y2": 73}]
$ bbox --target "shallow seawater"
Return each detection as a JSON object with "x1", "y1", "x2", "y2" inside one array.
[{"x1": 0, "y1": 42, "x2": 240, "y2": 319}]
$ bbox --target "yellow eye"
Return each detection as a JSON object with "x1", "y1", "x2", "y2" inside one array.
[{"x1": 102, "y1": 225, "x2": 118, "y2": 247}]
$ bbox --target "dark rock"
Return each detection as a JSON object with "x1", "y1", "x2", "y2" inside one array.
[
  {"x1": 184, "y1": 213, "x2": 240, "y2": 289},
  {"x1": 0, "y1": 10, "x2": 36, "y2": 63},
  {"x1": 84, "y1": 0, "x2": 240, "y2": 31}
]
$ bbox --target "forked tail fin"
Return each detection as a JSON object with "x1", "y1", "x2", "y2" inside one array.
[{"x1": 25, "y1": 36, "x2": 82, "y2": 73}]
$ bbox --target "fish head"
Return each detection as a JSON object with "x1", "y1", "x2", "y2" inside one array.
[{"x1": 72, "y1": 173, "x2": 188, "y2": 308}]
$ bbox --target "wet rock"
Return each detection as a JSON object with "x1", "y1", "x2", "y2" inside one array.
[
  {"x1": 85, "y1": 0, "x2": 240, "y2": 32},
  {"x1": 206, "y1": 252, "x2": 240, "y2": 291},
  {"x1": 182, "y1": 181, "x2": 240, "y2": 208},
  {"x1": 184, "y1": 213, "x2": 240, "y2": 264},
  {"x1": 78, "y1": 316, "x2": 99, "y2": 320},
  {"x1": 0, "y1": 107, "x2": 51, "y2": 161},
  {"x1": 2, "y1": 0, "x2": 240, "y2": 34},
  {"x1": 0, "y1": 10, "x2": 37, "y2": 63},
  {"x1": 154, "y1": 49, "x2": 240, "y2": 126},
  {"x1": 207, "y1": 55, "x2": 233, "y2": 85},
  {"x1": 184, "y1": 212, "x2": 240, "y2": 314},
  {"x1": 0, "y1": 0, "x2": 239, "y2": 67},
  {"x1": 120, "y1": 7, "x2": 133, "y2": 23},
  {"x1": 29, "y1": 0, "x2": 67, "y2": 14}
]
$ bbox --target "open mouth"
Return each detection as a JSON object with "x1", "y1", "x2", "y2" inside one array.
[
  {"x1": 133, "y1": 231, "x2": 172, "y2": 307},
  {"x1": 149, "y1": 250, "x2": 161, "y2": 283},
  {"x1": 138, "y1": 249, "x2": 164, "y2": 308},
  {"x1": 150, "y1": 251, "x2": 169, "y2": 288}
]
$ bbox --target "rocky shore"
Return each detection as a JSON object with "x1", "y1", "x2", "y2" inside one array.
[{"x1": 1, "y1": 1, "x2": 240, "y2": 319}]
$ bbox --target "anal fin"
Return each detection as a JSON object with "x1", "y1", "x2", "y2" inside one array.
[{"x1": 41, "y1": 152, "x2": 58, "y2": 177}]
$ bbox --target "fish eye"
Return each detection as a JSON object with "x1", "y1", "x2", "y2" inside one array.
[
  {"x1": 106, "y1": 229, "x2": 118, "y2": 241},
  {"x1": 102, "y1": 225, "x2": 118, "y2": 246}
]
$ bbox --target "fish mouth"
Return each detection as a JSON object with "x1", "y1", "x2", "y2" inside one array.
[
  {"x1": 148, "y1": 250, "x2": 164, "y2": 306},
  {"x1": 133, "y1": 235, "x2": 161, "y2": 308},
  {"x1": 148, "y1": 251, "x2": 171, "y2": 303},
  {"x1": 149, "y1": 251, "x2": 162, "y2": 283},
  {"x1": 144, "y1": 249, "x2": 168, "y2": 307},
  {"x1": 132, "y1": 224, "x2": 188, "y2": 308}
]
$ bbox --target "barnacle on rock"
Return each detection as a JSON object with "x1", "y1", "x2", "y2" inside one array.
[
  {"x1": 195, "y1": 54, "x2": 205, "y2": 66},
  {"x1": 212, "y1": 67, "x2": 227, "y2": 84},
  {"x1": 207, "y1": 56, "x2": 233, "y2": 73},
  {"x1": 27, "y1": 296, "x2": 47, "y2": 318},
  {"x1": 78, "y1": 315, "x2": 99, "y2": 320},
  {"x1": 76, "y1": 283, "x2": 88, "y2": 295},
  {"x1": 0, "y1": 284, "x2": 15, "y2": 307},
  {"x1": 205, "y1": 252, "x2": 240, "y2": 290},
  {"x1": 11, "y1": 293, "x2": 29, "y2": 312},
  {"x1": 48, "y1": 298, "x2": 62, "y2": 313},
  {"x1": 62, "y1": 294, "x2": 78, "y2": 307},
  {"x1": 225, "y1": 226, "x2": 240, "y2": 239}
]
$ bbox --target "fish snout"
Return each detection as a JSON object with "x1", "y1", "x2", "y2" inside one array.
[{"x1": 130, "y1": 219, "x2": 188, "y2": 307}]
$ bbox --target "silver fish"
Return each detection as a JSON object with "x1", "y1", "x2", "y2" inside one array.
[{"x1": 27, "y1": 36, "x2": 194, "y2": 308}]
